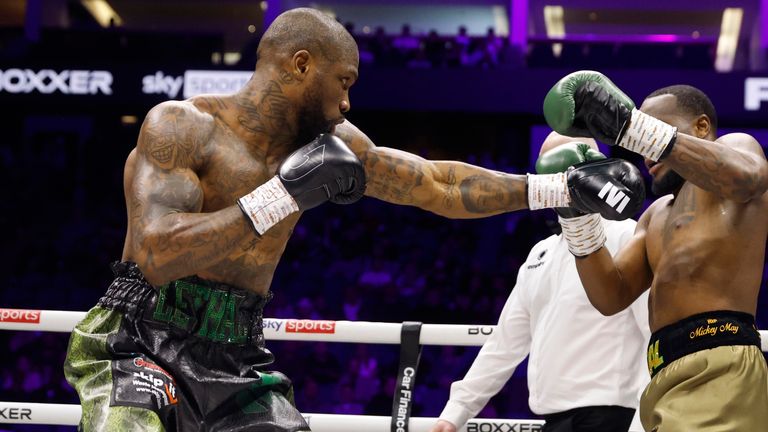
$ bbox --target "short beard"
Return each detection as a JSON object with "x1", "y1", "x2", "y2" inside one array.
[
  {"x1": 295, "y1": 82, "x2": 330, "y2": 148},
  {"x1": 651, "y1": 169, "x2": 685, "y2": 195}
]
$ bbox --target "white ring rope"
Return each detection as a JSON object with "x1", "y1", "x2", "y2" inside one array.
[
  {"x1": 1, "y1": 308, "x2": 767, "y2": 350},
  {"x1": 0, "y1": 308, "x2": 496, "y2": 345},
  {"x1": 0, "y1": 402, "x2": 544, "y2": 431}
]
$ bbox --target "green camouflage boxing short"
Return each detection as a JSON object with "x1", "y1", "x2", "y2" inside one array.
[{"x1": 64, "y1": 261, "x2": 310, "y2": 431}]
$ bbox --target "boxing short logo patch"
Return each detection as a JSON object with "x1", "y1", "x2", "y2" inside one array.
[
  {"x1": 112, "y1": 356, "x2": 179, "y2": 411},
  {"x1": 647, "y1": 340, "x2": 664, "y2": 375}
]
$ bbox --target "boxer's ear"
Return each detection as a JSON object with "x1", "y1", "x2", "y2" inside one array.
[
  {"x1": 692, "y1": 114, "x2": 711, "y2": 139},
  {"x1": 292, "y1": 50, "x2": 311, "y2": 81}
]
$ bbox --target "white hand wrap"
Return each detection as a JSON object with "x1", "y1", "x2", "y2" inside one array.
[
  {"x1": 617, "y1": 108, "x2": 677, "y2": 161},
  {"x1": 527, "y1": 173, "x2": 570, "y2": 210},
  {"x1": 237, "y1": 176, "x2": 300, "y2": 235},
  {"x1": 558, "y1": 213, "x2": 606, "y2": 256}
]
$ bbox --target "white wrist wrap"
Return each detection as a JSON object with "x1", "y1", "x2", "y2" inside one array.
[
  {"x1": 238, "y1": 176, "x2": 300, "y2": 235},
  {"x1": 617, "y1": 108, "x2": 677, "y2": 161},
  {"x1": 527, "y1": 173, "x2": 570, "y2": 210},
  {"x1": 558, "y1": 213, "x2": 606, "y2": 256}
]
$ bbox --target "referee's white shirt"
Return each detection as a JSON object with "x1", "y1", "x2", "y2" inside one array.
[{"x1": 439, "y1": 219, "x2": 650, "y2": 428}]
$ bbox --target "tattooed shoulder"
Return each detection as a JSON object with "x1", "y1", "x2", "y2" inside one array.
[
  {"x1": 138, "y1": 101, "x2": 216, "y2": 170},
  {"x1": 333, "y1": 121, "x2": 374, "y2": 157}
]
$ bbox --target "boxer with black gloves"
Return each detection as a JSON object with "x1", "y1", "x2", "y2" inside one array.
[{"x1": 543, "y1": 72, "x2": 768, "y2": 431}]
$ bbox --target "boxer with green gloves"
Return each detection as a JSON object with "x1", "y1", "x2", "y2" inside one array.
[{"x1": 542, "y1": 75, "x2": 768, "y2": 431}]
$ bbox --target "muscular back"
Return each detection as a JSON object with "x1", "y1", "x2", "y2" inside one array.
[
  {"x1": 644, "y1": 163, "x2": 768, "y2": 331},
  {"x1": 122, "y1": 96, "x2": 299, "y2": 295}
]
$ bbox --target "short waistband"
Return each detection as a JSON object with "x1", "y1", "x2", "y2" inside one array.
[
  {"x1": 99, "y1": 261, "x2": 272, "y2": 345},
  {"x1": 647, "y1": 310, "x2": 760, "y2": 378}
]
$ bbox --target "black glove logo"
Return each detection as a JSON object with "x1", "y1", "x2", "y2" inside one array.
[
  {"x1": 597, "y1": 181, "x2": 630, "y2": 214},
  {"x1": 280, "y1": 144, "x2": 326, "y2": 182}
]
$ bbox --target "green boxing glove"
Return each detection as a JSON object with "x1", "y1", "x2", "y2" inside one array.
[
  {"x1": 534, "y1": 142, "x2": 606, "y2": 218},
  {"x1": 543, "y1": 70, "x2": 677, "y2": 161}
]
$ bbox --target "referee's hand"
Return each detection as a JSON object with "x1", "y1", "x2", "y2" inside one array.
[{"x1": 430, "y1": 420, "x2": 457, "y2": 432}]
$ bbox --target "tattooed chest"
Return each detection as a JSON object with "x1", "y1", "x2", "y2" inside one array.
[
  {"x1": 198, "y1": 146, "x2": 275, "y2": 212},
  {"x1": 200, "y1": 216, "x2": 298, "y2": 294}
]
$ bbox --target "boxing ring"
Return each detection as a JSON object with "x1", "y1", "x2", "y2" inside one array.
[{"x1": 2, "y1": 308, "x2": 767, "y2": 431}]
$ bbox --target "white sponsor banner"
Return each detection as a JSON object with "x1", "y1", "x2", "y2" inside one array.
[
  {"x1": 0, "y1": 69, "x2": 112, "y2": 95},
  {"x1": 183, "y1": 70, "x2": 252, "y2": 98},
  {"x1": 142, "y1": 71, "x2": 184, "y2": 98},
  {"x1": 745, "y1": 77, "x2": 768, "y2": 111}
]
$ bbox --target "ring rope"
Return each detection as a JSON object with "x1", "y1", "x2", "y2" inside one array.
[
  {"x1": 1, "y1": 308, "x2": 767, "y2": 350},
  {"x1": 0, "y1": 402, "x2": 544, "y2": 431},
  {"x1": 0, "y1": 308, "x2": 496, "y2": 346}
]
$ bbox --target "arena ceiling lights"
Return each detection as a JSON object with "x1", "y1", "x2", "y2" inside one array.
[
  {"x1": 715, "y1": 7, "x2": 744, "y2": 72},
  {"x1": 80, "y1": 0, "x2": 123, "y2": 27},
  {"x1": 543, "y1": 5, "x2": 565, "y2": 57}
]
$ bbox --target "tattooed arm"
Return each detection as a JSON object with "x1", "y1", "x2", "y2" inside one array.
[
  {"x1": 335, "y1": 121, "x2": 528, "y2": 218},
  {"x1": 123, "y1": 101, "x2": 253, "y2": 286},
  {"x1": 665, "y1": 133, "x2": 768, "y2": 202}
]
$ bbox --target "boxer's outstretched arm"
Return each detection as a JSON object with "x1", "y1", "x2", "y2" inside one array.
[
  {"x1": 335, "y1": 121, "x2": 528, "y2": 218},
  {"x1": 575, "y1": 210, "x2": 654, "y2": 316},
  {"x1": 123, "y1": 102, "x2": 257, "y2": 286},
  {"x1": 664, "y1": 133, "x2": 768, "y2": 202}
]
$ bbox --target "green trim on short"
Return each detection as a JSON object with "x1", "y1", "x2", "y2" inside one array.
[{"x1": 64, "y1": 306, "x2": 165, "y2": 431}]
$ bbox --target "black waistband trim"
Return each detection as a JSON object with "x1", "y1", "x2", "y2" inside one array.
[
  {"x1": 647, "y1": 310, "x2": 760, "y2": 378},
  {"x1": 98, "y1": 261, "x2": 272, "y2": 345}
]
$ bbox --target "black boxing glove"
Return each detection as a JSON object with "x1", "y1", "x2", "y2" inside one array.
[
  {"x1": 527, "y1": 157, "x2": 644, "y2": 221},
  {"x1": 566, "y1": 158, "x2": 645, "y2": 221},
  {"x1": 556, "y1": 158, "x2": 645, "y2": 257},
  {"x1": 238, "y1": 134, "x2": 366, "y2": 234}
]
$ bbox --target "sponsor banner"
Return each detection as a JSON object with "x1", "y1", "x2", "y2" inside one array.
[
  {"x1": 285, "y1": 319, "x2": 336, "y2": 334},
  {"x1": 0, "y1": 69, "x2": 112, "y2": 95},
  {"x1": 0, "y1": 407, "x2": 32, "y2": 421},
  {"x1": 183, "y1": 70, "x2": 252, "y2": 98},
  {"x1": 0, "y1": 64, "x2": 765, "y2": 121},
  {"x1": 745, "y1": 77, "x2": 768, "y2": 111},
  {"x1": 467, "y1": 326, "x2": 494, "y2": 336},
  {"x1": 391, "y1": 322, "x2": 422, "y2": 432},
  {"x1": 263, "y1": 318, "x2": 283, "y2": 332},
  {"x1": 0, "y1": 309, "x2": 41, "y2": 324},
  {"x1": 466, "y1": 421, "x2": 543, "y2": 432}
]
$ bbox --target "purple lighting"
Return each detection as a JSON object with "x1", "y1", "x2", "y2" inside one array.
[
  {"x1": 510, "y1": 0, "x2": 528, "y2": 49},
  {"x1": 762, "y1": 0, "x2": 768, "y2": 48},
  {"x1": 645, "y1": 34, "x2": 681, "y2": 42}
]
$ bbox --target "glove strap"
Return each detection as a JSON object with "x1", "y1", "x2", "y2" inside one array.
[
  {"x1": 527, "y1": 173, "x2": 570, "y2": 210},
  {"x1": 617, "y1": 108, "x2": 677, "y2": 161},
  {"x1": 558, "y1": 213, "x2": 606, "y2": 256},
  {"x1": 237, "y1": 176, "x2": 300, "y2": 235}
]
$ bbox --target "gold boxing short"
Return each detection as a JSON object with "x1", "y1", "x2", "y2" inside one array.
[{"x1": 640, "y1": 310, "x2": 768, "y2": 431}]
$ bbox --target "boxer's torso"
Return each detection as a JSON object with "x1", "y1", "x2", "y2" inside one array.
[
  {"x1": 123, "y1": 95, "x2": 300, "y2": 296},
  {"x1": 645, "y1": 181, "x2": 768, "y2": 331}
]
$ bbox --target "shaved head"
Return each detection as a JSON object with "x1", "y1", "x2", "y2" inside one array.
[
  {"x1": 539, "y1": 131, "x2": 598, "y2": 156},
  {"x1": 257, "y1": 8, "x2": 358, "y2": 67}
]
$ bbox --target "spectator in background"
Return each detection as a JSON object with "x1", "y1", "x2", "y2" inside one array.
[{"x1": 392, "y1": 24, "x2": 421, "y2": 64}]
